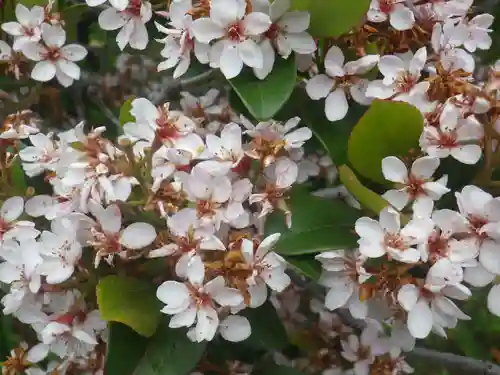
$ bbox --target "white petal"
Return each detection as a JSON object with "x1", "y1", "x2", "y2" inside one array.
[
  {"x1": 487, "y1": 284, "x2": 500, "y2": 317},
  {"x1": 220, "y1": 44, "x2": 243, "y2": 79},
  {"x1": 1, "y1": 196, "x2": 24, "y2": 222},
  {"x1": 306, "y1": 74, "x2": 334, "y2": 100},
  {"x1": 479, "y1": 240, "x2": 500, "y2": 275},
  {"x1": 219, "y1": 315, "x2": 251, "y2": 342},
  {"x1": 411, "y1": 156, "x2": 439, "y2": 179},
  {"x1": 156, "y1": 280, "x2": 190, "y2": 308},
  {"x1": 238, "y1": 39, "x2": 263, "y2": 69},
  {"x1": 390, "y1": 6, "x2": 415, "y2": 31},
  {"x1": 325, "y1": 281, "x2": 354, "y2": 310},
  {"x1": 382, "y1": 156, "x2": 407, "y2": 183},
  {"x1": 120, "y1": 222, "x2": 156, "y2": 249},
  {"x1": 450, "y1": 145, "x2": 482, "y2": 165},
  {"x1": 57, "y1": 60, "x2": 80, "y2": 80},
  {"x1": 242, "y1": 12, "x2": 271, "y2": 36},
  {"x1": 60, "y1": 44, "x2": 88, "y2": 61},
  {"x1": 98, "y1": 7, "x2": 128, "y2": 30},
  {"x1": 407, "y1": 300, "x2": 433, "y2": 339},
  {"x1": 325, "y1": 88, "x2": 348, "y2": 121},
  {"x1": 397, "y1": 284, "x2": 419, "y2": 311},
  {"x1": 191, "y1": 18, "x2": 224, "y2": 44},
  {"x1": 31, "y1": 61, "x2": 56, "y2": 82},
  {"x1": 464, "y1": 264, "x2": 495, "y2": 287}
]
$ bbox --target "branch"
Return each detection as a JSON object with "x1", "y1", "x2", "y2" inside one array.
[{"x1": 287, "y1": 271, "x2": 500, "y2": 375}]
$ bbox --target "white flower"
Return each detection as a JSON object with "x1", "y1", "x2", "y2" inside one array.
[
  {"x1": 156, "y1": 266, "x2": 244, "y2": 342},
  {"x1": 0, "y1": 239, "x2": 43, "y2": 314},
  {"x1": 21, "y1": 24, "x2": 87, "y2": 87},
  {"x1": 125, "y1": 98, "x2": 196, "y2": 147},
  {"x1": 316, "y1": 250, "x2": 371, "y2": 319},
  {"x1": 456, "y1": 13, "x2": 494, "y2": 53},
  {"x1": 86, "y1": 0, "x2": 129, "y2": 11},
  {"x1": 1, "y1": 4, "x2": 44, "y2": 51},
  {"x1": 19, "y1": 133, "x2": 61, "y2": 177},
  {"x1": 397, "y1": 278, "x2": 470, "y2": 339},
  {"x1": 191, "y1": 0, "x2": 271, "y2": 78},
  {"x1": 204, "y1": 123, "x2": 244, "y2": 172},
  {"x1": 341, "y1": 322, "x2": 381, "y2": 375},
  {"x1": 306, "y1": 46, "x2": 379, "y2": 121},
  {"x1": 367, "y1": 0, "x2": 415, "y2": 31},
  {"x1": 1, "y1": 110, "x2": 40, "y2": 140},
  {"x1": 420, "y1": 104, "x2": 483, "y2": 165},
  {"x1": 366, "y1": 47, "x2": 428, "y2": 104},
  {"x1": 156, "y1": 0, "x2": 210, "y2": 78},
  {"x1": 240, "y1": 234, "x2": 290, "y2": 307},
  {"x1": 98, "y1": 0, "x2": 152, "y2": 51},
  {"x1": 381, "y1": 156, "x2": 449, "y2": 211},
  {"x1": 38, "y1": 219, "x2": 82, "y2": 284},
  {"x1": 0, "y1": 197, "x2": 39, "y2": 243},
  {"x1": 355, "y1": 207, "x2": 434, "y2": 262},
  {"x1": 254, "y1": 0, "x2": 316, "y2": 79},
  {"x1": 148, "y1": 208, "x2": 225, "y2": 281}
]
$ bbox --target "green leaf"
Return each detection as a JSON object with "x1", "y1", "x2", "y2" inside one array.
[
  {"x1": 265, "y1": 186, "x2": 360, "y2": 255},
  {"x1": 105, "y1": 323, "x2": 149, "y2": 375},
  {"x1": 338, "y1": 165, "x2": 390, "y2": 216},
  {"x1": 285, "y1": 255, "x2": 322, "y2": 280},
  {"x1": 291, "y1": 0, "x2": 370, "y2": 37},
  {"x1": 61, "y1": 4, "x2": 88, "y2": 42},
  {"x1": 96, "y1": 276, "x2": 162, "y2": 337},
  {"x1": 228, "y1": 57, "x2": 297, "y2": 120},
  {"x1": 132, "y1": 322, "x2": 206, "y2": 375},
  {"x1": 348, "y1": 100, "x2": 424, "y2": 183},
  {"x1": 10, "y1": 158, "x2": 27, "y2": 195},
  {"x1": 119, "y1": 96, "x2": 137, "y2": 126},
  {"x1": 105, "y1": 321, "x2": 206, "y2": 375},
  {"x1": 242, "y1": 302, "x2": 289, "y2": 351}
]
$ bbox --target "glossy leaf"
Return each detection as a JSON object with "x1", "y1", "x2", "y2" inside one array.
[
  {"x1": 10, "y1": 158, "x2": 27, "y2": 195},
  {"x1": 228, "y1": 57, "x2": 297, "y2": 120},
  {"x1": 348, "y1": 100, "x2": 424, "y2": 183},
  {"x1": 96, "y1": 276, "x2": 162, "y2": 337},
  {"x1": 265, "y1": 186, "x2": 360, "y2": 255},
  {"x1": 119, "y1": 96, "x2": 137, "y2": 126},
  {"x1": 105, "y1": 323, "x2": 149, "y2": 375},
  {"x1": 291, "y1": 0, "x2": 370, "y2": 37},
  {"x1": 285, "y1": 255, "x2": 322, "y2": 280},
  {"x1": 132, "y1": 322, "x2": 206, "y2": 375},
  {"x1": 242, "y1": 302, "x2": 289, "y2": 351},
  {"x1": 338, "y1": 165, "x2": 390, "y2": 215}
]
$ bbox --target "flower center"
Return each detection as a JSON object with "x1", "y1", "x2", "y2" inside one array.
[
  {"x1": 43, "y1": 47, "x2": 61, "y2": 62},
  {"x1": 379, "y1": 0, "x2": 395, "y2": 14},
  {"x1": 265, "y1": 23, "x2": 281, "y2": 40},
  {"x1": 125, "y1": 0, "x2": 141, "y2": 17},
  {"x1": 226, "y1": 22, "x2": 244, "y2": 42},
  {"x1": 406, "y1": 174, "x2": 426, "y2": 198},
  {"x1": 427, "y1": 230, "x2": 449, "y2": 262},
  {"x1": 395, "y1": 72, "x2": 417, "y2": 93}
]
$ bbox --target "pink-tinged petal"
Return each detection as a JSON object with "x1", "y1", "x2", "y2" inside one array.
[
  {"x1": 109, "y1": 0, "x2": 129, "y2": 11},
  {"x1": 169, "y1": 306, "x2": 197, "y2": 328},
  {"x1": 15, "y1": 4, "x2": 31, "y2": 26},
  {"x1": 378, "y1": 55, "x2": 405, "y2": 82},
  {"x1": 129, "y1": 21, "x2": 149, "y2": 50},
  {"x1": 219, "y1": 315, "x2": 251, "y2": 342},
  {"x1": 41, "y1": 24, "x2": 66, "y2": 48},
  {"x1": 120, "y1": 222, "x2": 156, "y2": 249},
  {"x1": 379, "y1": 207, "x2": 400, "y2": 233},
  {"x1": 306, "y1": 74, "x2": 334, "y2": 100},
  {"x1": 325, "y1": 88, "x2": 348, "y2": 121},
  {"x1": 21, "y1": 42, "x2": 45, "y2": 61},
  {"x1": 407, "y1": 300, "x2": 432, "y2": 338},
  {"x1": 382, "y1": 156, "x2": 408, "y2": 183}
]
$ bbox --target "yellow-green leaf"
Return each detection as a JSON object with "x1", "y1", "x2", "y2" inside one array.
[
  {"x1": 291, "y1": 0, "x2": 370, "y2": 37},
  {"x1": 119, "y1": 96, "x2": 136, "y2": 126},
  {"x1": 96, "y1": 276, "x2": 162, "y2": 337},
  {"x1": 347, "y1": 100, "x2": 424, "y2": 183}
]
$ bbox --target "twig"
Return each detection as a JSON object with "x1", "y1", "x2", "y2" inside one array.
[{"x1": 287, "y1": 270, "x2": 500, "y2": 375}]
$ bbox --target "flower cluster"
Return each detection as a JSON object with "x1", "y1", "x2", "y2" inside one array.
[{"x1": 2, "y1": 0, "x2": 500, "y2": 374}]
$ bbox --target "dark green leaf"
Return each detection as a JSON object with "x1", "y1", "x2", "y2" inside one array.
[
  {"x1": 265, "y1": 186, "x2": 360, "y2": 255},
  {"x1": 10, "y1": 158, "x2": 27, "y2": 195},
  {"x1": 242, "y1": 302, "x2": 289, "y2": 351},
  {"x1": 132, "y1": 322, "x2": 206, "y2": 375},
  {"x1": 61, "y1": 4, "x2": 88, "y2": 42},
  {"x1": 285, "y1": 255, "x2": 322, "y2": 280},
  {"x1": 348, "y1": 100, "x2": 424, "y2": 183},
  {"x1": 119, "y1": 96, "x2": 137, "y2": 126},
  {"x1": 253, "y1": 363, "x2": 307, "y2": 375},
  {"x1": 96, "y1": 275, "x2": 162, "y2": 337},
  {"x1": 291, "y1": 0, "x2": 370, "y2": 37},
  {"x1": 228, "y1": 57, "x2": 297, "y2": 120},
  {"x1": 105, "y1": 323, "x2": 149, "y2": 375}
]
